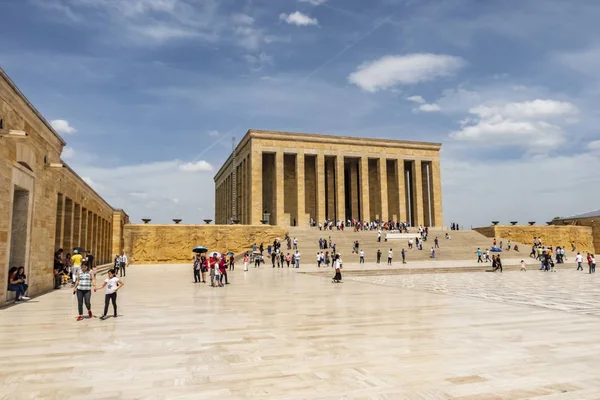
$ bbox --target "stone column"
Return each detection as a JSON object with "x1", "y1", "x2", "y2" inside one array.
[
  {"x1": 316, "y1": 153, "x2": 326, "y2": 224},
  {"x1": 63, "y1": 198, "x2": 74, "y2": 253},
  {"x1": 397, "y1": 159, "x2": 406, "y2": 222},
  {"x1": 55, "y1": 194, "x2": 65, "y2": 250},
  {"x1": 349, "y1": 161, "x2": 359, "y2": 220},
  {"x1": 360, "y1": 156, "x2": 370, "y2": 222},
  {"x1": 296, "y1": 153, "x2": 307, "y2": 227},
  {"x1": 250, "y1": 149, "x2": 263, "y2": 225},
  {"x1": 81, "y1": 209, "x2": 88, "y2": 253},
  {"x1": 335, "y1": 155, "x2": 345, "y2": 223},
  {"x1": 411, "y1": 161, "x2": 424, "y2": 226},
  {"x1": 430, "y1": 159, "x2": 443, "y2": 227},
  {"x1": 379, "y1": 157, "x2": 388, "y2": 222}
]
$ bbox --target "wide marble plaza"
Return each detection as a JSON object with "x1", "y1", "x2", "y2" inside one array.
[{"x1": 2, "y1": 265, "x2": 600, "y2": 399}]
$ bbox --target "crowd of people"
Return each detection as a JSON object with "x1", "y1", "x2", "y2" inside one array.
[{"x1": 310, "y1": 218, "x2": 415, "y2": 233}]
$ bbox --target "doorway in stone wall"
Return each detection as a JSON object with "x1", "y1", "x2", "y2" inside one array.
[{"x1": 7, "y1": 186, "x2": 30, "y2": 301}]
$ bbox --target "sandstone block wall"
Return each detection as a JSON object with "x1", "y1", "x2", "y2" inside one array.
[
  {"x1": 474, "y1": 225, "x2": 595, "y2": 253},
  {"x1": 123, "y1": 224, "x2": 289, "y2": 264}
]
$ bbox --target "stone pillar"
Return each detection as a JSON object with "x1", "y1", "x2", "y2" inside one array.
[
  {"x1": 349, "y1": 161, "x2": 359, "y2": 220},
  {"x1": 379, "y1": 157, "x2": 388, "y2": 222},
  {"x1": 325, "y1": 158, "x2": 335, "y2": 220},
  {"x1": 397, "y1": 159, "x2": 406, "y2": 222},
  {"x1": 335, "y1": 155, "x2": 345, "y2": 223},
  {"x1": 422, "y1": 162, "x2": 432, "y2": 227},
  {"x1": 250, "y1": 149, "x2": 263, "y2": 225},
  {"x1": 73, "y1": 203, "x2": 81, "y2": 248},
  {"x1": 360, "y1": 156, "x2": 370, "y2": 222},
  {"x1": 80, "y1": 209, "x2": 88, "y2": 253},
  {"x1": 275, "y1": 152, "x2": 285, "y2": 226},
  {"x1": 316, "y1": 153, "x2": 326, "y2": 224},
  {"x1": 411, "y1": 161, "x2": 424, "y2": 226},
  {"x1": 296, "y1": 153, "x2": 307, "y2": 227},
  {"x1": 430, "y1": 159, "x2": 443, "y2": 227}
]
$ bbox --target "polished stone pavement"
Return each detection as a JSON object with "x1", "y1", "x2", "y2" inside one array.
[{"x1": 2, "y1": 265, "x2": 600, "y2": 399}]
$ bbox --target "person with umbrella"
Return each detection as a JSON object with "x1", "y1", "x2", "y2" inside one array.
[{"x1": 193, "y1": 254, "x2": 202, "y2": 283}]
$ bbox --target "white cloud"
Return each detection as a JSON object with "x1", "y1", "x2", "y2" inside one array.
[
  {"x1": 470, "y1": 100, "x2": 578, "y2": 120},
  {"x1": 587, "y1": 140, "x2": 600, "y2": 151},
  {"x1": 231, "y1": 13, "x2": 254, "y2": 25},
  {"x1": 243, "y1": 52, "x2": 273, "y2": 70},
  {"x1": 179, "y1": 160, "x2": 213, "y2": 172},
  {"x1": 299, "y1": 0, "x2": 328, "y2": 4},
  {"x1": 418, "y1": 103, "x2": 441, "y2": 112},
  {"x1": 61, "y1": 146, "x2": 75, "y2": 160},
  {"x1": 207, "y1": 130, "x2": 220, "y2": 137},
  {"x1": 449, "y1": 99, "x2": 578, "y2": 151},
  {"x1": 443, "y1": 151, "x2": 600, "y2": 227},
  {"x1": 279, "y1": 11, "x2": 318, "y2": 26},
  {"x1": 407, "y1": 95, "x2": 425, "y2": 104},
  {"x1": 348, "y1": 54, "x2": 466, "y2": 92},
  {"x1": 51, "y1": 119, "x2": 77, "y2": 135},
  {"x1": 129, "y1": 192, "x2": 148, "y2": 198}
]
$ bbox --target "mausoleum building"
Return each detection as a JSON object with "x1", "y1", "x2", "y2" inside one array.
[{"x1": 214, "y1": 130, "x2": 443, "y2": 227}]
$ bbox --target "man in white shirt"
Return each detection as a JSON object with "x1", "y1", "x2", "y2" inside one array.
[
  {"x1": 293, "y1": 238, "x2": 298, "y2": 250},
  {"x1": 120, "y1": 252, "x2": 128, "y2": 277},
  {"x1": 359, "y1": 250, "x2": 364, "y2": 264},
  {"x1": 387, "y1": 249, "x2": 393, "y2": 265},
  {"x1": 576, "y1": 252, "x2": 583, "y2": 271},
  {"x1": 317, "y1": 252, "x2": 322, "y2": 267},
  {"x1": 295, "y1": 251, "x2": 301, "y2": 268}
]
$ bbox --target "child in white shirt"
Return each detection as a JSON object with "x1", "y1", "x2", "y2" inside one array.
[{"x1": 95, "y1": 269, "x2": 124, "y2": 320}]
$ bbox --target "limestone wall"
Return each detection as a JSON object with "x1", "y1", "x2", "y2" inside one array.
[
  {"x1": 124, "y1": 224, "x2": 289, "y2": 264},
  {"x1": 474, "y1": 225, "x2": 595, "y2": 253},
  {"x1": 557, "y1": 217, "x2": 600, "y2": 256}
]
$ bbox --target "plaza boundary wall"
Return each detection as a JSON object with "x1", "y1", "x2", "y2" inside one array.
[
  {"x1": 474, "y1": 225, "x2": 594, "y2": 253},
  {"x1": 123, "y1": 224, "x2": 289, "y2": 264}
]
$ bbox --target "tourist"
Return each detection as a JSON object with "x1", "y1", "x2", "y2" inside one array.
[
  {"x1": 402, "y1": 248, "x2": 406, "y2": 264},
  {"x1": 324, "y1": 251, "x2": 330, "y2": 267},
  {"x1": 285, "y1": 252, "x2": 291, "y2": 267},
  {"x1": 71, "y1": 249, "x2": 83, "y2": 286},
  {"x1": 520, "y1": 260, "x2": 526, "y2": 271},
  {"x1": 317, "y1": 252, "x2": 322, "y2": 267},
  {"x1": 229, "y1": 254, "x2": 235, "y2": 271},
  {"x1": 193, "y1": 255, "x2": 201, "y2": 283},
  {"x1": 319, "y1": 238, "x2": 323, "y2": 250},
  {"x1": 279, "y1": 252, "x2": 284, "y2": 268},
  {"x1": 254, "y1": 253, "x2": 261, "y2": 267},
  {"x1": 243, "y1": 252, "x2": 250, "y2": 271},
  {"x1": 576, "y1": 252, "x2": 583, "y2": 271},
  {"x1": 54, "y1": 248, "x2": 64, "y2": 289},
  {"x1": 7, "y1": 267, "x2": 29, "y2": 302},
  {"x1": 378, "y1": 231, "x2": 381, "y2": 242},
  {"x1": 113, "y1": 254, "x2": 120, "y2": 275},
  {"x1": 271, "y1": 251, "x2": 277, "y2": 268},
  {"x1": 259, "y1": 243, "x2": 264, "y2": 255},
  {"x1": 359, "y1": 249, "x2": 365, "y2": 264},
  {"x1": 214, "y1": 258, "x2": 221, "y2": 287},
  {"x1": 476, "y1": 248, "x2": 482, "y2": 263},
  {"x1": 293, "y1": 237, "x2": 298, "y2": 250},
  {"x1": 219, "y1": 257, "x2": 228, "y2": 285},
  {"x1": 507, "y1": 240, "x2": 511, "y2": 251},
  {"x1": 408, "y1": 238, "x2": 413, "y2": 249},
  {"x1": 376, "y1": 249, "x2": 381, "y2": 264},
  {"x1": 200, "y1": 255, "x2": 208, "y2": 283},
  {"x1": 73, "y1": 263, "x2": 96, "y2": 321},
  {"x1": 588, "y1": 253, "x2": 595, "y2": 274},
  {"x1": 571, "y1": 240, "x2": 576, "y2": 252},
  {"x1": 550, "y1": 255, "x2": 556, "y2": 272},
  {"x1": 430, "y1": 247, "x2": 435, "y2": 258},
  {"x1": 591, "y1": 254, "x2": 596, "y2": 274},
  {"x1": 295, "y1": 250, "x2": 301, "y2": 268},
  {"x1": 332, "y1": 254, "x2": 342, "y2": 283},
  {"x1": 497, "y1": 255, "x2": 502, "y2": 273},
  {"x1": 387, "y1": 249, "x2": 393, "y2": 265},
  {"x1": 434, "y1": 237, "x2": 439, "y2": 249},
  {"x1": 210, "y1": 256, "x2": 217, "y2": 286},
  {"x1": 95, "y1": 269, "x2": 124, "y2": 320},
  {"x1": 120, "y1": 252, "x2": 128, "y2": 277},
  {"x1": 485, "y1": 249, "x2": 490, "y2": 262},
  {"x1": 267, "y1": 245, "x2": 272, "y2": 256}
]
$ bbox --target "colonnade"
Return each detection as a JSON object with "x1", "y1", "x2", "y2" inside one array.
[
  {"x1": 215, "y1": 151, "x2": 443, "y2": 228},
  {"x1": 54, "y1": 193, "x2": 112, "y2": 264}
]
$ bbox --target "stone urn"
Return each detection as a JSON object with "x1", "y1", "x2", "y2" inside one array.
[
  {"x1": 232, "y1": 219, "x2": 240, "y2": 224},
  {"x1": 546, "y1": 221, "x2": 554, "y2": 225},
  {"x1": 491, "y1": 221, "x2": 499, "y2": 226},
  {"x1": 142, "y1": 218, "x2": 151, "y2": 224},
  {"x1": 203, "y1": 219, "x2": 212, "y2": 224},
  {"x1": 528, "y1": 221, "x2": 536, "y2": 226},
  {"x1": 260, "y1": 219, "x2": 268, "y2": 224},
  {"x1": 173, "y1": 219, "x2": 182, "y2": 224},
  {"x1": 510, "y1": 221, "x2": 518, "y2": 226}
]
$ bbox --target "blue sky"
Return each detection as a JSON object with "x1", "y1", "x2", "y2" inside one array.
[{"x1": 2, "y1": 0, "x2": 600, "y2": 226}]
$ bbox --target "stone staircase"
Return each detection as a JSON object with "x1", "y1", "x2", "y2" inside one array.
[{"x1": 285, "y1": 227, "x2": 569, "y2": 265}]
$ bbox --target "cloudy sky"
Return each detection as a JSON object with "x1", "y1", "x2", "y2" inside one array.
[{"x1": 2, "y1": 0, "x2": 600, "y2": 226}]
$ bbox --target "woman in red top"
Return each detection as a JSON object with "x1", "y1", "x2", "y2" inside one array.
[{"x1": 219, "y1": 257, "x2": 228, "y2": 285}]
